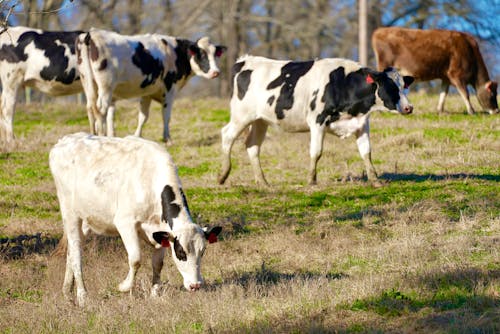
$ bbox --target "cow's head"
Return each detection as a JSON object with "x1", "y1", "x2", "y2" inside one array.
[
  {"x1": 365, "y1": 67, "x2": 414, "y2": 115},
  {"x1": 152, "y1": 225, "x2": 221, "y2": 291},
  {"x1": 477, "y1": 81, "x2": 498, "y2": 114},
  {"x1": 188, "y1": 37, "x2": 226, "y2": 79}
]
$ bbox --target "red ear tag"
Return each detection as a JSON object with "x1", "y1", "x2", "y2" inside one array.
[
  {"x1": 188, "y1": 49, "x2": 196, "y2": 57},
  {"x1": 366, "y1": 75, "x2": 375, "y2": 84},
  {"x1": 215, "y1": 49, "x2": 222, "y2": 57},
  {"x1": 161, "y1": 239, "x2": 170, "y2": 248},
  {"x1": 207, "y1": 233, "x2": 218, "y2": 244}
]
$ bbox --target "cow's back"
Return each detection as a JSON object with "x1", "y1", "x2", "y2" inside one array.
[
  {"x1": 86, "y1": 28, "x2": 171, "y2": 98},
  {"x1": 231, "y1": 56, "x2": 364, "y2": 130},
  {"x1": 0, "y1": 26, "x2": 83, "y2": 95},
  {"x1": 372, "y1": 27, "x2": 478, "y2": 82},
  {"x1": 49, "y1": 133, "x2": 174, "y2": 230}
]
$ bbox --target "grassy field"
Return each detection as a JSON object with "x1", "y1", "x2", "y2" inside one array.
[{"x1": 0, "y1": 93, "x2": 499, "y2": 333}]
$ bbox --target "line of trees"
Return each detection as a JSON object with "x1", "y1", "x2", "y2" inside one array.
[{"x1": 1, "y1": 0, "x2": 499, "y2": 97}]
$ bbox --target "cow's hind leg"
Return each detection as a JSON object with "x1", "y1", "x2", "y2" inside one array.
[
  {"x1": 134, "y1": 97, "x2": 152, "y2": 138},
  {"x1": 246, "y1": 119, "x2": 269, "y2": 185},
  {"x1": 64, "y1": 214, "x2": 87, "y2": 306},
  {"x1": 355, "y1": 121, "x2": 381, "y2": 187},
  {"x1": 116, "y1": 221, "x2": 141, "y2": 293},
  {"x1": 218, "y1": 118, "x2": 252, "y2": 184},
  {"x1": 308, "y1": 126, "x2": 326, "y2": 185}
]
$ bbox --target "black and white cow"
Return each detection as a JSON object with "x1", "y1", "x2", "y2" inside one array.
[
  {"x1": 0, "y1": 26, "x2": 83, "y2": 144},
  {"x1": 218, "y1": 55, "x2": 414, "y2": 186},
  {"x1": 76, "y1": 28, "x2": 226, "y2": 143},
  {"x1": 50, "y1": 132, "x2": 222, "y2": 306}
]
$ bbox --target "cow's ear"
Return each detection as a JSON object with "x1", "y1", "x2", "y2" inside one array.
[
  {"x1": 188, "y1": 45, "x2": 199, "y2": 57},
  {"x1": 403, "y1": 76, "x2": 414, "y2": 89},
  {"x1": 486, "y1": 81, "x2": 497, "y2": 93},
  {"x1": 153, "y1": 231, "x2": 174, "y2": 248},
  {"x1": 204, "y1": 226, "x2": 222, "y2": 244},
  {"x1": 366, "y1": 74, "x2": 375, "y2": 85},
  {"x1": 215, "y1": 45, "x2": 227, "y2": 57}
]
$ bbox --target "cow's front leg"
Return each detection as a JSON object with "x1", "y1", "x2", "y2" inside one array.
[
  {"x1": 308, "y1": 127, "x2": 325, "y2": 185},
  {"x1": 151, "y1": 247, "x2": 166, "y2": 297},
  {"x1": 134, "y1": 97, "x2": 152, "y2": 138},
  {"x1": 106, "y1": 104, "x2": 116, "y2": 137},
  {"x1": 245, "y1": 120, "x2": 269, "y2": 185},
  {"x1": 161, "y1": 90, "x2": 176, "y2": 145},
  {"x1": 355, "y1": 122, "x2": 380, "y2": 186},
  {"x1": 437, "y1": 81, "x2": 450, "y2": 113},
  {"x1": 116, "y1": 222, "x2": 141, "y2": 293},
  {"x1": 0, "y1": 81, "x2": 20, "y2": 144}
]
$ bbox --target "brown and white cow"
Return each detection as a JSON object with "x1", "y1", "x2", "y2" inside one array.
[
  {"x1": 372, "y1": 27, "x2": 498, "y2": 115},
  {"x1": 218, "y1": 55, "x2": 414, "y2": 186},
  {"x1": 0, "y1": 26, "x2": 84, "y2": 145},
  {"x1": 76, "y1": 28, "x2": 226, "y2": 144},
  {"x1": 50, "y1": 132, "x2": 221, "y2": 306}
]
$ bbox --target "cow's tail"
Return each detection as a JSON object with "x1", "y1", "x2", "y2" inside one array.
[
  {"x1": 51, "y1": 232, "x2": 67, "y2": 257},
  {"x1": 76, "y1": 32, "x2": 100, "y2": 135}
]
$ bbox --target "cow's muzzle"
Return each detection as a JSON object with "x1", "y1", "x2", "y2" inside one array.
[
  {"x1": 402, "y1": 105, "x2": 413, "y2": 114},
  {"x1": 209, "y1": 71, "x2": 220, "y2": 79},
  {"x1": 189, "y1": 282, "x2": 202, "y2": 291}
]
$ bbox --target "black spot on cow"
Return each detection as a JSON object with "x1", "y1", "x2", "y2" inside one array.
[
  {"x1": 161, "y1": 185, "x2": 181, "y2": 229},
  {"x1": 0, "y1": 30, "x2": 83, "y2": 85},
  {"x1": 131, "y1": 42, "x2": 164, "y2": 88},
  {"x1": 179, "y1": 188, "x2": 191, "y2": 218},
  {"x1": 316, "y1": 67, "x2": 377, "y2": 126},
  {"x1": 266, "y1": 60, "x2": 314, "y2": 119},
  {"x1": 310, "y1": 89, "x2": 319, "y2": 111},
  {"x1": 173, "y1": 237, "x2": 187, "y2": 261},
  {"x1": 236, "y1": 70, "x2": 252, "y2": 100},
  {"x1": 232, "y1": 61, "x2": 245, "y2": 76},
  {"x1": 230, "y1": 61, "x2": 245, "y2": 97},
  {"x1": 98, "y1": 59, "x2": 107, "y2": 71},
  {"x1": 88, "y1": 36, "x2": 99, "y2": 61},
  {"x1": 163, "y1": 39, "x2": 193, "y2": 91},
  {"x1": 267, "y1": 95, "x2": 275, "y2": 106}
]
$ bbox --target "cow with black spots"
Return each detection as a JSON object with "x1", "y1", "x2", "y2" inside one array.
[
  {"x1": 50, "y1": 133, "x2": 222, "y2": 306},
  {"x1": 0, "y1": 26, "x2": 84, "y2": 145},
  {"x1": 219, "y1": 55, "x2": 414, "y2": 187},
  {"x1": 76, "y1": 28, "x2": 226, "y2": 144}
]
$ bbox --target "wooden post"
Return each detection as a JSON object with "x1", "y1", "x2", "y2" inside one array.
[{"x1": 358, "y1": 0, "x2": 368, "y2": 66}]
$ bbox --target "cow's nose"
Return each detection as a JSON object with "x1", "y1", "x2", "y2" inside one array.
[
  {"x1": 189, "y1": 283, "x2": 201, "y2": 291},
  {"x1": 210, "y1": 71, "x2": 219, "y2": 79},
  {"x1": 404, "y1": 105, "x2": 413, "y2": 114}
]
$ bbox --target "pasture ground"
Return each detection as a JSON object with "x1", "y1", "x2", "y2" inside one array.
[{"x1": 0, "y1": 94, "x2": 499, "y2": 333}]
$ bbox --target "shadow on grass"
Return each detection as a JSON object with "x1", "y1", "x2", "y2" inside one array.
[
  {"x1": 380, "y1": 172, "x2": 500, "y2": 182},
  {"x1": 217, "y1": 262, "x2": 347, "y2": 291},
  {"x1": 0, "y1": 233, "x2": 58, "y2": 259}
]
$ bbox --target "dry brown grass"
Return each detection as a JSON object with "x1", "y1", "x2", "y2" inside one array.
[{"x1": 1, "y1": 93, "x2": 499, "y2": 333}]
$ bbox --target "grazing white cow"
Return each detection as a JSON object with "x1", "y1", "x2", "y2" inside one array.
[
  {"x1": 49, "y1": 132, "x2": 222, "y2": 306},
  {"x1": 0, "y1": 26, "x2": 83, "y2": 144},
  {"x1": 75, "y1": 28, "x2": 226, "y2": 143},
  {"x1": 218, "y1": 55, "x2": 414, "y2": 186}
]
